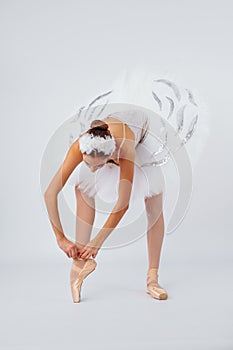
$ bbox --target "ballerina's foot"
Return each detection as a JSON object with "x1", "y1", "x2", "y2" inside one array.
[
  {"x1": 146, "y1": 268, "x2": 168, "y2": 300},
  {"x1": 70, "y1": 258, "x2": 97, "y2": 303}
]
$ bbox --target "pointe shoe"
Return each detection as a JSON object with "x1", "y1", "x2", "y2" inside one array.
[
  {"x1": 70, "y1": 257, "x2": 97, "y2": 303},
  {"x1": 146, "y1": 268, "x2": 168, "y2": 300}
]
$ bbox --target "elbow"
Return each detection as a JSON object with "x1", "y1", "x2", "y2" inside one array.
[
  {"x1": 44, "y1": 188, "x2": 57, "y2": 201},
  {"x1": 114, "y1": 196, "x2": 130, "y2": 213},
  {"x1": 121, "y1": 200, "x2": 130, "y2": 212},
  {"x1": 44, "y1": 191, "x2": 50, "y2": 203},
  {"x1": 118, "y1": 204, "x2": 129, "y2": 213},
  {"x1": 44, "y1": 188, "x2": 50, "y2": 199}
]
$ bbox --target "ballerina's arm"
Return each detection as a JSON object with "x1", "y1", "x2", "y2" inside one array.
[{"x1": 44, "y1": 140, "x2": 83, "y2": 241}]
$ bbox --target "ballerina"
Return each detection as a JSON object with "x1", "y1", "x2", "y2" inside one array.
[{"x1": 44, "y1": 108, "x2": 168, "y2": 302}]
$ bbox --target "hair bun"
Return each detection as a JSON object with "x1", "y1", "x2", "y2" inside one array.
[{"x1": 90, "y1": 120, "x2": 108, "y2": 131}]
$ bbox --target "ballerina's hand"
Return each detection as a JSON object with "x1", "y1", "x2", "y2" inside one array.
[
  {"x1": 79, "y1": 239, "x2": 101, "y2": 259},
  {"x1": 57, "y1": 236, "x2": 84, "y2": 259}
]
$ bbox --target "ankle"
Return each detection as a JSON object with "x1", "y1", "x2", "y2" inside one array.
[
  {"x1": 147, "y1": 267, "x2": 159, "y2": 284},
  {"x1": 148, "y1": 266, "x2": 159, "y2": 270},
  {"x1": 147, "y1": 267, "x2": 159, "y2": 275}
]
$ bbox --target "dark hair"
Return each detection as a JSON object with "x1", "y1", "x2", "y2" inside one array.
[{"x1": 87, "y1": 120, "x2": 112, "y2": 139}]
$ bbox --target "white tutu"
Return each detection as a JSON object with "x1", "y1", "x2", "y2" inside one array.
[{"x1": 67, "y1": 109, "x2": 165, "y2": 207}]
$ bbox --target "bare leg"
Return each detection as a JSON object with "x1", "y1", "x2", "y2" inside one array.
[
  {"x1": 74, "y1": 187, "x2": 96, "y2": 268},
  {"x1": 144, "y1": 192, "x2": 164, "y2": 269},
  {"x1": 144, "y1": 192, "x2": 168, "y2": 299}
]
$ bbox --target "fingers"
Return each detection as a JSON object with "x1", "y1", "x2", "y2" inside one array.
[
  {"x1": 68, "y1": 245, "x2": 80, "y2": 259},
  {"x1": 80, "y1": 249, "x2": 91, "y2": 260},
  {"x1": 79, "y1": 248, "x2": 99, "y2": 260},
  {"x1": 77, "y1": 241, "x2": 100, "y2": 260},
  {"x1": 79, "y1": 247, "x2": 87, "y2": 258},
  {"x1": 80, "y1": 246, "x2": 95, "y2": 259}
]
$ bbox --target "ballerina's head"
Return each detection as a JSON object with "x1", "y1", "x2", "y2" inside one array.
[{"x1": 78, "y1": 120, "x2": 116, "y2": 172}]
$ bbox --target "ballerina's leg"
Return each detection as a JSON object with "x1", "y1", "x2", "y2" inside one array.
[
  {"x1": 144, "y1": 192, "x2": 164, "y2": 269},
  {"x1": 74, "y1": 186, "x2": 96, "y2": 268}
]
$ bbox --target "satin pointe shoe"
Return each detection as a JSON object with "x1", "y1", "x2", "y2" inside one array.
[
  {"x1": 146, "y1": 267, "x2": 168, "y2": 300},
  {"x1": 70, "y1": 257, "x2": 97, "y2": 303}
]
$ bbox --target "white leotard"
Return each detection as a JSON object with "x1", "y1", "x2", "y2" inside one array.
[{"x1": 109, "y1": 109, "x2": 149, "y2": 148}]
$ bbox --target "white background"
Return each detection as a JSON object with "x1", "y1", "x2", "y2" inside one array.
[{"x1": 1, "y1": 1, "x2": 232, "y2": 349}]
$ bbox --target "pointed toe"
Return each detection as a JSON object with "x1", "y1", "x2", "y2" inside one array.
[{"x1": 70, "y1": 258, "x2": 97, "y2": 303}]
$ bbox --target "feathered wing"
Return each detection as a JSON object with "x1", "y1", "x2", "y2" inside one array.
[{"x1": 110, "y1": 67, "x2": 210, "y2": 169}]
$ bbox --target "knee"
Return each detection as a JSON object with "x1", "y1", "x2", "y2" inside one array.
[
  {"x1": 144, "y1": 192, "x2": 163, "y2": 219},
  {"x1": 75, "y1": 186, "x2": 83, "y2": 201}
]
